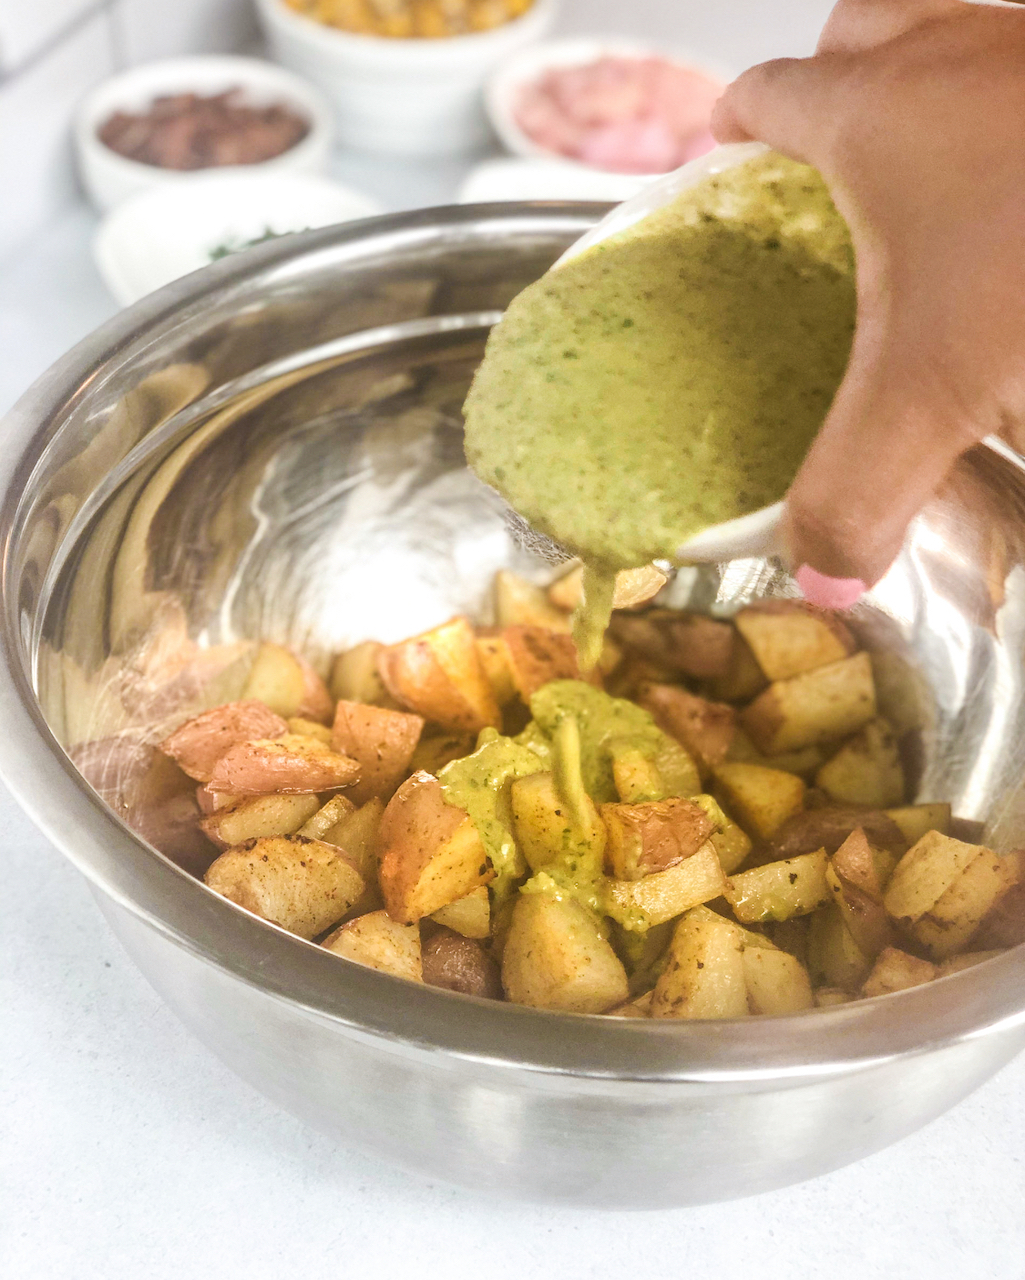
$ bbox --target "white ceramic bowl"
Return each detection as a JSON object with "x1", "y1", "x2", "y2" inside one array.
[
  {"x1": 486, "y1": 37, "x2": 730, "y2": 180},
  {"x1": 93, "y1": 171, "x2": 381, "y2": 305},
  {"x1": 75, "y1": 55, "x2": 335, "y2": 212},
  {"x1": 254, "y1": 0, "x2": 559, "y2": 156}
]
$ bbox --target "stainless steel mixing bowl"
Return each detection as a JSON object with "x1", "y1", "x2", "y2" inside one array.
[{"x1": 2, "y1": 204, "x2": 1024, "y2": 1208}]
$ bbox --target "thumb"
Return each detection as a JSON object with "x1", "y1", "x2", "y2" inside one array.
[
  {"x1": 711, "y1": 55, "x2": 848, "y2": 159},
  {"x1": 782, "y1": 298, "x2": 989, "y2": 603}
]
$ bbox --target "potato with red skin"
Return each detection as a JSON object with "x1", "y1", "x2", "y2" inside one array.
[
  {"x1": 331, "y1": 700, "x2": 424, "y2": 805},
  {"x1": 637, "y1": 682, "x2": 735, "y2": 771},
  {"x1": 159, "y1": 700, "x2": 287, "y2": 782},
  {"x1": 241, "y1": 642, "x2": 333, "y2": 723},
  {"x1": 601, "y1": 797, "x2": 715, "y2": 881},
  {"x1": 207, "y1": 733, "x2": 360, "y2": 795},
  {"x1": 501, "y1": 625, "x2": 590, "y2": 701},
  {"x1": 421, "y1": 928, "x2": 502, "y2": 999},
  {"x1": 377, "y1": 616, "x2": 500, "y2": 734}
]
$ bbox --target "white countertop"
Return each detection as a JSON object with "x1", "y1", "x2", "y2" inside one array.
[{"x1": 2, "y1": 2, "x2": 1024, "y2": 1275}]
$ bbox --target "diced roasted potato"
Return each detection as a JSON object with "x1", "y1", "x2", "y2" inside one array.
[
  {"x1": 501, "y1": 893, "x2": 629, "y2": 1013},
  {"x1": 242, "y1": 641, "x2": 333, "y2": 723},
  {"x1": 743, "y1": 946, "x2": 814, "y2": 1014},
  {"x1": 196, "y1": 782, "x2": 237, "y2": 814},
  {"x1": 725, "y1": 727, "x2": 827, "y2": 780},
  {"x1": 815, "y1": 719, "x2": 905, "y2": 808},
  {"x1": 608, "y1": 990, "x2": 655, "y2": 1017},
  {"x1": 884, "y1": 803, "x2": 952, "y2": 846},
  {"x1": 510, "y1": 770, "x2": 605, "y2": 874},
  {"x1": 825, "y1": 862, "x2": 894, "y2": 959},
  {"x1": 768, "y1": 805, "x2": 907, "y2": 860},
  {"x1": 475, "y1": 634, "x2": 517, "y2": 706},
  {"x1": 604, "y1": 841, "x2": 728, "y2": 927},
  {"x1": 377, "y1": 771, "x2": 494, "y2": 923},
  {"x1": 548, "y1": 563, "x2": 668, "y2": 613},
  {"x1": 207, "y1": 733, "x2": 360, "y2": 795},
  {"x1": 735, "y1": 601, "x2": 855, "y2": 682},
  {"x1": 807, "y1": 904, "x2": 872, "y2": 991},
  {"x1": 638, "y1": 683, "x2": 735, "y2": 771},
  {"x1": 883, "y1": 830, "x2": 990, "y2": 926},
  {"x1": 905, "y1": 846, "x2": 1019, "y2": 959},
  {"x1": 601, "y1": 797, "x2": 714, "y2": 880},
  {"x1": 322, "y1": 910, "x2": 422, "y2": 981},
  {"x1": 330, "y1": 641, "x2": 395, "y2": 707},
  {"x1": 287, "y1": 716, "x2": 333, "y2": 745},
  {"x1": 159, "y1": 700, "x2": 288, "y2": 781},
  {"x1": 205, "y1": 835, "x2": 364, "y2": 939},
  {"x1": 712, "y1": 762, "x2": 806, "y2": 841},
  {"x1": 429, "y1": 886, "x2": 490, "y2": 939},
  {"x1": 409, "y1": 731, "x2": 475, "y2": 776},
  {"x1": 971, "y1": 867, "x2": 1025, "y2": 949},
  {"x1": 421, "y1": 929, "x2": 502, "y2": 998},
  {"x1": 299, "y1": 794, "x2": 357, "y2": 840},
  {"x1": 831, "y1": 826, "x2": 891, "y2": 899},
  {"x1": 494, "y1": 570, "x2": 571, "y2": 632},
  {"x1": 199, "y1": 792, "x2": 320, "y2": 849},
  {"x1": 502, "y1": 626, "x2": 586, "y2": 701},
  {"x1": 724, "y1": 849, "x2": 830, "y2": 923},
  {"x1": 612, "y1": 611, "x2": 734, "y2": 679},
  {"x1": 377, "y1": 616, "x2": 501, "y2": 734},
  {"x1": 705, "y1": 631, "x2": 768, "y2": 703},
  {"x1": 650, "y1": 909, "x2": 748, "y2": 1019},
  {"x1": 741, "y1": 652, "x2": 876, "y2": 754},
  {"x1": 689, "y1": 793, "x2": 752, "y2": 874},
  {"x1": 321, "y1": 797, "x2": 386, "y2": 916},
  {"x1": 330, "y1": 700, "x2": 424, "y2": 806},
  {"x1": 861, "y1": 946, "x2": 936, "y2": 998}
]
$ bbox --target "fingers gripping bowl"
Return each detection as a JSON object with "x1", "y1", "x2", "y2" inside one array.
[{"x1": 1, "y1": 205, "x2": 1025, "y2": 1206}]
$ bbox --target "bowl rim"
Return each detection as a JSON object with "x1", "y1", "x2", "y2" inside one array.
[
  {"x1": 2, "y1": 202, "x2": 1024, "y2": 1084},
  {"x1": 74, "y1": 52, "x2": 335, "y2": 185},
  {"x1": 485, "y1": 35, "x2": 732, "y2": 178}
]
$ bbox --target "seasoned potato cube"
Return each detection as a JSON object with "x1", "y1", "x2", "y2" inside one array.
[
  {"x1": 743, "y1": 946, "x2": 814, "y2": 1014},
  {"x1": 725, "y1": 727, "x2": 827, "y2": 780},
  {"x1": 971, "y1": 867, "x2": 1025, "y2": 949},
  {"x1": 378, "y1": 771, "x2": 494, "y2": 922},
  {"x1": 502, "y1": 626, "x2": 587, "y2": 701},
  {"x1": 769, "y1": 805, "x2": 907, "y2": 859},
  {"x1": 475, "y1": 634, "x2": 517, "y2": 706},
  {"x1": 607, "y1": 990, "x2": 655, "y2": 1018},
  {"x1": 712, "y1": 762, "x2": 806, "y2": 840},
  {"x1": 299, "y1": 794, "x2": 357, "y2": 840},
  {"x1": 705, "y1": 631, "x2": 768, "y2": 702},
  {"x1": 601, "y1": 797, "x2": 714, "y2": 880},
  {"x1": 409, "y1": 732, "x2": 475, "y2": 776},
  {"x1": 510, "y1": 771, "x2": 605, "y2": 874},
  {"x1": 321, "y1": 797, "x2": 386, "y2": 917},
  {"x1": 159, "y1": 700, "x2": 288, "y2": 781},
  {"x1": 604, "y1": 841, "x2": 728, "y2": 927},
  {"x1": 330, "y1": 700, "x2": 424, "y2": 805},
  {"x1": 807, "y1": 904, "x2": 872, "y2": 990},
  {"x1": 638, "y1": 683, "x2": 735, "y2": 771},
  {"x1": 612, "y1": 611, "x2": 734, "y2": 679},
  {"x1": 825, "y1": 862, "x2": 894, "y2": 959},
  {"x1": 378, "y1": 616, "x2": 500, "y2": 734},
  {"x1": 330, "y1": 641, "x2": 394, "y2": 707},
  {"x1": 430, "y1": 886, "x2": 491, "y2": 939},
  {"x1": 322, "y1": 910, "x2": 422, "y2": 982},
  {"x1": 421, "y1": 929, "x2": 502, "y2": 998},
  {"x1": 689, "y1": 793, "x2": 752, "y2": 874},
  {"x1": 242, "y1": 641, "x2": 333, "y2": 723},
  {"x1": 741, "y1": 652, "x2": 876, "y2": 754},
  {"x1": 861, "y1": 947, "x2": 936, "y2": 998},
  {"x1": 908, "y1": 847, "x2": 1019, "y2": 959},
  {"x1": 205, "y1": 835, "x2": 364, "y2": 939},
  {"x1": 207, "y1": 733, "x2": 360, "y2": 795},
  {"x1": 650, "y1": 909, "x2": 748, "y2": 1019},
  {"x1": 883, "y1": 830, "x2": 989, "y2": 925},
  {"x1": 830, "y1": 826, "x2": 889, "y2": 899},
  {"x1": 735, "y1": 601, "x2": 855, "y2": 682},
  {"x1": 725, "y1": 849, "x2": 830, "y2": 923},
  {"x1": 287, "y1": 716, "x2": 333, "y2": 745},
  {"x1": 494, "y1": 570, "x2": 571, "y2": 631},
  {"x1": 884, "y1": 803, "x2": 952, "y2": 846},
  {"x1": 200, "y1": 792, "x2": 320, "y2": 849},
  {"x1": 548, "y1": 563, "x2": 668, "y2": 612},
  {"x1": 815, "y1": 719, "x2": 905, "y2": 808},
  {"x1": 501, "y1": 893, "x2": 629, "y2": 1013}
]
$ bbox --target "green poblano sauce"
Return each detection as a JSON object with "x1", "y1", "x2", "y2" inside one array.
[{"x1": 463, "y1": 153, "x2": 856, "y2": 624}]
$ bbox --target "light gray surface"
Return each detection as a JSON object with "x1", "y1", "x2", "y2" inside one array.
[{"x1": 2, "y1": 0, "x2": 1024, "y2": 1270}]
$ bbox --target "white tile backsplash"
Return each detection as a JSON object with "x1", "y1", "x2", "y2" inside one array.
[
  {"x1": 112, "y1": 0, "x2": 256, "y2": 64},
  {"x1": 0, "y1": 0, "x2": 98, "y2": 73},
  {"x1": 0, "y1": 10, "x2": 115, "y2": 262}
]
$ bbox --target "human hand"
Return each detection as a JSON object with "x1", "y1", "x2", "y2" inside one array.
[{"x1": 712, "y1": 0, "x2": 1025, "y2": 607}]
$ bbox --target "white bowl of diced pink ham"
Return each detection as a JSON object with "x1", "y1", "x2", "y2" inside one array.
[{"x1": 485, "y1": 38, "x2": 730, "y2": 181}]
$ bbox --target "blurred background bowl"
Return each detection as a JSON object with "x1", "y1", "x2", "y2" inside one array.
[
  {"x1": 255, "y1": 0, "x2": 559, "y2": 156},
  {"x1": 74, "y1": 54, "x2": 335, "y2": 212}
]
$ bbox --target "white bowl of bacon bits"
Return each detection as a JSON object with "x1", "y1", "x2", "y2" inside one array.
[
  {"x1": 75, "y1": 55, "x2": 334, "y2": 211},
  {"x1": 486, "y1": 38, "x2": 730, "y2": 183}
]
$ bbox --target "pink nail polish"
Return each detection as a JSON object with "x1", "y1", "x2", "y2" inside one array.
[{"x1": 795, "y1": 564, "x2": 866, "y2": 610}]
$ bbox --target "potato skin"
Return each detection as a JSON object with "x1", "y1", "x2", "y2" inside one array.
[
  {"x1": 421, "y1": 929, "x2": 503, "y2": 999},
  {"x1": 768, "y1": 806, "x2": 907, "y2": 859},
  {"x1": 159, "y1": 700, "x2": 288, "y2": 781},
  {"x1": 331, "y1": 700, "x2": 424, "y2": 805},
  {"x1": 637, "y1": 683, "x2": 735, "y2": 770},
  {"x1": 207, "y1": 733, "x2": 360, "y2": 795}
]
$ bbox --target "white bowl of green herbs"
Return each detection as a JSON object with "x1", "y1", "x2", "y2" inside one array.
[{"x1": 93, "y1": 170, "x2": 381, "y2": 305}]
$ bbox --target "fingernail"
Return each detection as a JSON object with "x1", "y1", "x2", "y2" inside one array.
[{"x1": 795, "y1": 565, "x2": 866, "y2": 610}]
